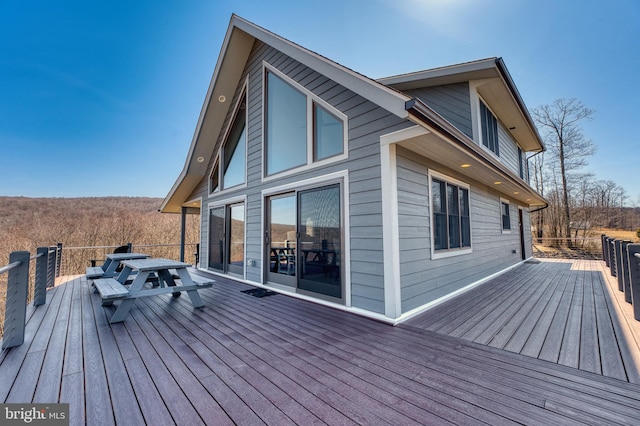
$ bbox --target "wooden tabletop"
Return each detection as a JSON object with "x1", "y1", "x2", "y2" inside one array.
[
  {"x1": 105, "y1": 253, "x2": 150, "y2": 261},
  {"x1": 120, "y1": 258, "x2": 191, "y2": 271}
]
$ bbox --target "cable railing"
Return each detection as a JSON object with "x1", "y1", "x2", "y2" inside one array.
[
  {"x1": 532, "y1": 237, "x2": 604, "y2": 259},
  {"x1": 1, "y1": 242, "x2": 198, "y2": 349},
  {"x1": 0, "y1": 246, "x2": 61, "y2": 349}
]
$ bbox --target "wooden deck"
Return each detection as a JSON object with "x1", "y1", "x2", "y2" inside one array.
[
  {"x1": 1, "y1": 261, "x2": 640, "y2": 425},
  {"x1": 404, "y1": 259, "x2": 640, "y2": 384}
]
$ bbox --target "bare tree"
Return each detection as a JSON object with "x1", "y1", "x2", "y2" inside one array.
[{"x1": 533, "y1": 98, "x2": 596, "y2": 243}]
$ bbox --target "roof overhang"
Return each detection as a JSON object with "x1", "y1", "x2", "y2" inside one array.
[
  {"x1": 160, "y1": 15, "x2": 410, "y2": 213},
  {"x1": 402, "y1": 99, "x2": 547, "y2": 208},
  {"x1": 379, "y1": 58, "x2": 545, "y2": 153}
]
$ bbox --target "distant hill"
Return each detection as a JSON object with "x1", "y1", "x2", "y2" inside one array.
[{"x1": 0, "y1": 196, "x2": 199, "y2": 273}]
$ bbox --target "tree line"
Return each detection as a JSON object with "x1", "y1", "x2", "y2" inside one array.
[
  {"x1": 0, "y1": 196, "x2": 200, "y2": 274},
  {"x1": 529, "y1": 98, "x2": 639, "y2": 244}
]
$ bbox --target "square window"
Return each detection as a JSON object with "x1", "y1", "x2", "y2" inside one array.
[{"x1": 431, "y1": 176, "x2": 471, "y2": 253}]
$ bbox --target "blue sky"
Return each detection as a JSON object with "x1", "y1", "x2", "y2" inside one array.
[{"x1": 1, "y1": 0, "x2": 639, "y2": 203}]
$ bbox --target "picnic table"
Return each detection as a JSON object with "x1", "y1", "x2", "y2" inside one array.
[
  {"x1": 86, "y1": 252, "x2": 150, "y2": 278},
  {"x1": 92, "y1": 258, "x2": 214, "y2": 323}
]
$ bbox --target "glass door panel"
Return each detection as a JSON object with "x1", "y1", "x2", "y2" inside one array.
[
  {"x1": 208, "y1": 207, "x2": 225, "y2": 271},
  {"x1": 266, "y1": 194, "x2": 297, "y2": 287},
  {"x1": 227, "y1": 204, "x2": 245, "y2": 275},
  {"x1": 298, "y1": 185, "x2": 342, "y2": 300}
]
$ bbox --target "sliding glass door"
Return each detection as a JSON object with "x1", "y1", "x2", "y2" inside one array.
[
  {"x1": 265, "y1": 183, "x2": 343, "y2": 301},
  {"x1": 266, "y1": 194, "x2": 297, "y2": 287},
  {"x1": 208, "y1": 202, "x2": 245, "y2": 276},
  {"x1": 298, "y1": 185, "x2": 342, "y2": 299}
]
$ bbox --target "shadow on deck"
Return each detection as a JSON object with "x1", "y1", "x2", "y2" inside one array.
[{"x1": 1, "y1": 261, "x2": 640, "y2": 425}]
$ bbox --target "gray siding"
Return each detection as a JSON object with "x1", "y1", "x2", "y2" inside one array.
[
  {"x1": 190, "y1": 40, "x2": 410, "y2": 314},
  {"x1": 396, "y1": 148, "x2": 531, "y2": 313},
  {"x1": 497, "y1": 123, "x2": 525, "y2": 178},
  {"x1": 404, "y1": 83, "x2": 473, "y2": 138}
]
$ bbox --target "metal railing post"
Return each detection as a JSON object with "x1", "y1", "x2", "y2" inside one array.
[
  {"x1": 615, "y1": 240, "x2": 628, "y2": 291},
  {"x1": 33, "y1": 247, "x2": 48, "y2": 306},
  {"x1": 47, "y1": 247, "x2": 56, "y2": 288},
  {"x1": 619, "y1": 241, "x2": 632, "y2": 303},
  {"x1": 608, "y1": 238, "x2": 617, "y2": 277},
  {"x1": 601, "y1": 234, "x2": 609, "y2": 266},
  {"x1": 626, "y1": 244, "x2": 640, "y2": 321},
  {"x1": 2, "y1": 251, "x2": 30, "y2": 349},
  {"x1": 126, "y1": 242, "x2": 133, "y2": 253},
  {"x1": 56, "y1": 242, "x2": 63, "y2": 277}
]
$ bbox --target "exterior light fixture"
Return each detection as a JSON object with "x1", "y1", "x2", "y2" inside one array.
[
  {"x1": 460, "y1": 164, "x2": 471, "y2": 168},
  {"x1": 197, "y1": 156, "x2": 205, "y2": 163},
  {"x1": 494, "y1": 181, "x2": 502, "y2": 185},
  {"x1": 218, "y1": 95, "x2": 226, "y2": 103}
]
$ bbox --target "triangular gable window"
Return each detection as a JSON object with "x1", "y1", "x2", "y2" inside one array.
[{"x1": 210, "y1": 91, "x2": 247, "y2": 193}]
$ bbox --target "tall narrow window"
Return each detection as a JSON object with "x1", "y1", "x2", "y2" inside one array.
[
  {"x1": 432, "y1": 179, "x2": 447, "y2": 250},
  {"x1": 518, "y1": 147, "x2": 525, "y2": 179},
  {"x1": 314, "y1": 103, "x2": 343, "y2": 161},
  {"x1": 431, "y1": 177, "x2": 471, "y2": 253},
  {"x1": 480, "y1": 101, "x2": 499, "y2": 156},
  {"x1": 222, "y1": 95, "x2": 247, "y2": 189},
  {"x1": 265, "y1": 71, "x2": 307, "y2": 175},
  {"x1": 501, "y1": 200, "x2": 511, "y2": 231},
  {"x1": 460, "y1": 188, "x2": 471, "y2": 247}
]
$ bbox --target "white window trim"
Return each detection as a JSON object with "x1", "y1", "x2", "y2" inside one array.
[
  {"x1": 261, "y1": 62, "x2": 348, "y2": 183},
  {"x1": 500, "y1": 197, "x2": 512, "y2": 234},
  {"x1": 208, "y1": 79, "x2": 249, "y2": 196},
  {"x1": 428, "y1": 170, "x2": 473, "y2": 260}
]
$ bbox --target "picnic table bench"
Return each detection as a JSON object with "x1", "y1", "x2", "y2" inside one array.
[
  {"x1": 92, "y1": 258, "x2": 214, "y2": 323},
  {"x1": 86, "y1": 252, "x2": 150, "y2": 278}
]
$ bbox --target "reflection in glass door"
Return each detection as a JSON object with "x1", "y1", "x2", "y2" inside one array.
[
  {"x1": 227, "y1": 204, "x2": 245, "y2": 275},
  {"x1": 208, "y1": 207, "x2": 225, "y2": 271},
  {"x1": 208, "y1": 203, "x2": 245, "y2": 276},
  {"x1": 298, "y1": 185, "x2": 342, "y2": 300},
  {"x1": 266, "y1": 194, "x2": 297, "y2": 287}
]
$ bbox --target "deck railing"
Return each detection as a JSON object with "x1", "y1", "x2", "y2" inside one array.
[
  {"x1": 1, "y1": 242, "x2": 198, "y2": 349},
  {"x1": 601, "y1": 235, "x2": 640, "y2": 321},
  {"x1": 532, "y1": 237, "x2": 603, "y2": 259},
  {"x1": 0, "y1": 246, "x2": 61, "y2": 349}
]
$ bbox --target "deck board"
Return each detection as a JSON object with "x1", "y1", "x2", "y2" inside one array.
[
  {"x1": 406, "y1": 259, "x2": 640, "y2": 385},
  {"x1": 1, "y1": 261, "x2": 640, "y2": 424}
]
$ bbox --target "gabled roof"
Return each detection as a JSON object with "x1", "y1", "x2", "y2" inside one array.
[
  {"x1": 161, "y1": 15, "x2": 545, "y2": 213},
  {"x1": 378, "y1": 58, "x2": 545, "y2": 153},
  {"x1": 160, "y1": 14, "x2": 411, "y2": 213}
]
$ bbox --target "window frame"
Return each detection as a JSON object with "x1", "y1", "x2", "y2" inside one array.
[
  {"x1": 209, "y1": 82, "x2": 249, "y2": 195},
  {"x1": 479, "y1": 99, "x2": 499, "y2": 157},
  {"x1": 262, "y1": 62, "x2": 348, "y2": 181},
  {"x1": 500, "y1": 198, "x2": 512, "y2": 233},
  {"x1": 429, "y1": 171, "x2": 473, "y2": 260}
]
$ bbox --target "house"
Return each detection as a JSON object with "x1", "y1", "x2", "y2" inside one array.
[{"x1": 160, "y1": 14, "x2": 547, "y2": 324}]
